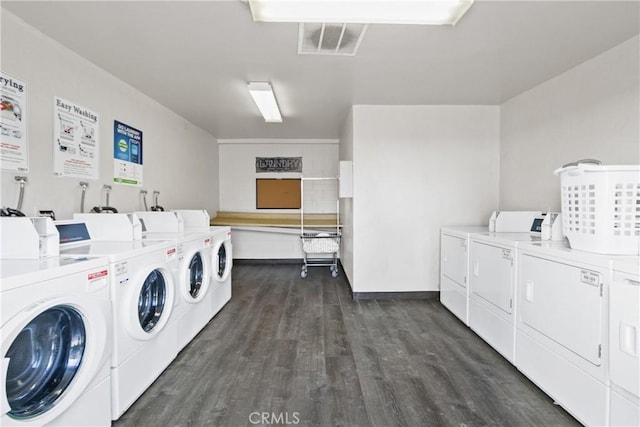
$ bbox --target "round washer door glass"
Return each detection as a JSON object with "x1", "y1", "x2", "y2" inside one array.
[
  {"x1": 5, "y1": 305, "x2": 86, "y2": 420},
  {"x1": 138, "y1": 269, "x2": 167, "y2": 332},
  {"x1": 188, "y1": 252, "x2": 204, "y2": 298},
  {"x1": 217, "y1": 244, "x2": 227, "y2": 279}
]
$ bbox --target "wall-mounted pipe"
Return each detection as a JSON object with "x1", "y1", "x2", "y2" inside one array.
[
  {"x1": 14, "y1": 176, "x2": 27, "y2": 211},
  {"x1": 79, "y1": 182, "x2": 89, "y2": 213},
  {"x1": 140, "y1": 189, "x2": 149, "y2": 211}
]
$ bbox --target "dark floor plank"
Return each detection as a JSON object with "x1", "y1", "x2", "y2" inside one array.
[{"x1": 114, "y1": 263, "x2": 580, "y2": 427}]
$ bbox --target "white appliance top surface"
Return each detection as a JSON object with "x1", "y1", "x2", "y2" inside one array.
[
  {"x1": 0, "y1": 256, "x2": 110, "y2": 291},
  {"x1": 143, "y1": 231, "x2": 210, "y2": 243},
  {"x1": 59, "y1": 239, "x2": 173, "y2": 261},
  {"x1": 517, "y1": 240, "x2": 617, "y2": 268},
  {"x1": 470, "y1": 232, "x2": 541, "y2": 247},
  {"x1": 441, "y1": 226, "x2": 489, "y2": 237},
  {"x1": 211, "y1": 226, "x2": 231, "y2": 238},
  {"x1": 612, "y1": 256, "x2": 640, "y2": 276}
]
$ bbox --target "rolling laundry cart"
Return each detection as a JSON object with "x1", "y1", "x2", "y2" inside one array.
[{"x1": 300, "y1": 177, "x2": 341, "y2": 278}]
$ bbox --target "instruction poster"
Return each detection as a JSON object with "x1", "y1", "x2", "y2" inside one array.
[
  {"x1": 0, "y1": 72, "x2": 28, "y2": 172},
  {"x1": 53, "y1": 96, "x2": 99, "y2": 179},
  {"x1": 113, "y1": 120, "x2": 143, "y2": 186}
]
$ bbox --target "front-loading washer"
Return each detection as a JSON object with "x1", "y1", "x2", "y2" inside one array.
[
  {"x1": 55, "y1": 221, "x2": 179, "y2": 421},
  {"x1": 1, "y1": 256, "x2": 112, "y2": 426},
  {"x1": 210, "y1": 226, "x2": 232, "y2": 318},
  {"x1": 143, "y1": 230, "x2": 213, "y2": 351},
  {"x1": 135, "y1": 211, "x2": 214, "y2": 351}
]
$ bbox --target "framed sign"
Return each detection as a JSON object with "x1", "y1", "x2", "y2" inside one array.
[{"x1": 256, "y1": 157, "x2": 302, "y2": 173}]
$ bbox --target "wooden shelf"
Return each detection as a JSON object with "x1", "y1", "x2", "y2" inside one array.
[{"x1": 210, "y1": 211, "x2": 341, "y2": 228}]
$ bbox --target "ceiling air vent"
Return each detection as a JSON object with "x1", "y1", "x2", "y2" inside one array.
[{"x1": 298, "y1": 23, "x2": 368, "y2": 56}]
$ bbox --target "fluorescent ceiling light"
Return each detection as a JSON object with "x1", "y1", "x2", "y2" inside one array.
[
  {"x1": 248, "y1": 82, "x2": 282, "y2": 123},
  {"x1": 249, "y1": 0, "x2": 474, "y2": 26}
]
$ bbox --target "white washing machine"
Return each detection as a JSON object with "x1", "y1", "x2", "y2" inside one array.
[
  {"x1": 210, "y1": 226, "x2": 232, "y2": 318},
  {"x1": 467, "y1": 231, "x2": 541, "y2": 363},
  {"x1": 135, "y1": 211, "x2": 214, "y2": 351},
  {"x1": 515, "y1": 240, "x2": 613, "y2": 427},
  {"x1": 609, "y1": 257, "x2": 640, "y2": 427},
  {"x1": 1, "y1": 256, "x2": 111, "y2": 426},
  {"x1": 143, "y1": 231, "x2": 213, "y2": 351},
  {"x1": 440, "y1": 226, "x2": 488, "y2": 326},
  {"x1": 55, "y1": 221, "x2": 179, "y2": 420}
]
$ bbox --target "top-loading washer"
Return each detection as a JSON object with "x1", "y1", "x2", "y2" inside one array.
[
  {"x1": 210, "y1": 226, "x2": 232, "y2": 318},
  {"x1": 1, "y1": 255, "x2": 112, "y2": 427},
  {"x1": 135, "y1": 210, "x2": 213, "y2": 352},
  {"x1": 467, "y1": 231, "x2": 541, "y2": 363},
  {"x1": 55, "y1": 220, "x2": 179, "y2": 421}
]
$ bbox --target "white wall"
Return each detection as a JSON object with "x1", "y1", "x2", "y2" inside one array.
[
  {"x1": 0, "y1": 12, "x2": 219, "y2": 219},
  {"x1": 218, "y1": 139, "x2": 339, "y2": 259},
  {"x1": 351, "y1": 105, "x2": 500, "y2": 293},
  {"x1": 218, "y1": 139, "x2": 339, "y2": 213},
  {"x1": 500, "y1": 35, "x2": 640, "y2": 211},
  {"x1": 338, "y1": 110, "x2": 355, "y2": 285}
]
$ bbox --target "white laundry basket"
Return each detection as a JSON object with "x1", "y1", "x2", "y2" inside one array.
[{"x1": 554, "y1": 162, "x2": 640, "y2": 255}]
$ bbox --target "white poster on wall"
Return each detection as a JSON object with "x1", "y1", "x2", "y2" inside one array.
[
  {"x1": 0, "y1": 72, "x2": 28, "y2": 172},
  {"x1": 53, "y1": 96, "x2": 99, "y2": 180}
]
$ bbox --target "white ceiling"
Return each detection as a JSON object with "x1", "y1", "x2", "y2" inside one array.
[{"x1": 2, "y1": 1, "x2": 639, "y2": 139}]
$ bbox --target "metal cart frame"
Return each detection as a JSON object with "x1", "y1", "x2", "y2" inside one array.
[{"x1": 299, "y1": 177, "x2": 341, "y2": 278}]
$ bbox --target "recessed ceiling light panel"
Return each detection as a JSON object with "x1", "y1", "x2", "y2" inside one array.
[
  {"x1": 248, "y1": 82, "x2": 283, "y2": 123},
  {"x1": 249, "y1": 0, "x2": 474, "y2": 26}
]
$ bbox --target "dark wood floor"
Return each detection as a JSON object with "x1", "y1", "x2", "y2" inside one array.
[{"x1": 114, "y1": 263, "x2": 579, "y2": 427}]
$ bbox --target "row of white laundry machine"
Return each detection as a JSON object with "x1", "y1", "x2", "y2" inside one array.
[
  {"x1": 0, "y1": 211, "x2": 232, "y2": 426},
  {"x1": 440, "y1": 219, "x2": 639, "y2": 427}
]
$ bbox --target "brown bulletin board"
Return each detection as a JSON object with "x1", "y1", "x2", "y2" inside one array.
[{"x1": 256, "y1": 178, "x2": 301, "y2": 209}]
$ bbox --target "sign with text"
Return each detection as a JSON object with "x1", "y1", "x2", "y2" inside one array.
[
  {"x1": 53, "y1": 96, "x2": 99, "y2": 179},
  {"x1": 256, "y1": 157, "x2": 302, "y2": 173},
  {"x1": 0, "y1": 72, "x2": 28, "y2": 172},
  {"x1": 113, "y1": 120, "x2": 143, "y2": 186}
]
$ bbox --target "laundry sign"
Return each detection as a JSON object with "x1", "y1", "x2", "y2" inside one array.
[
  {"x1": 1, "y1": 72, "x2": 28, "y2": 172},
  {"x1": 256, "y1": 156, "x2": 302, "y2": 173},
  {"x1": 53, "y1": 96, "x2": 99, "y2": 180}
]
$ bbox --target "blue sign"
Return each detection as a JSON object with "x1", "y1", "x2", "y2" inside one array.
[{"x1": 113, "y1": 120, "x2": 143, "y2": 164}]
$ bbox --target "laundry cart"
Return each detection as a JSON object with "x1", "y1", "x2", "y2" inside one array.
[{"x1": 300, "y1": 177, "x2": 341, "y2": 278}]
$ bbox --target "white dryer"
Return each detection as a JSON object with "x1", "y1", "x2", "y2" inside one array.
[
  {"x1": 56, "y1": 221, "x2": 179, "y2": 421},
  {"x1": 1, "y1": 256, "x2": 111, "y2": 426},
  {"x1": 210, "y1": 226, "x2": 232, "y2": 318},
  {"x1": 440, "y1": 226, "x2": 488, "y2": 325},
  {"x1": 467, "y1": 231, "x2": 540, "y2": 363},
  {"x1": 609, "y1": 257, "x2": 640, "y2": 427},
  {"x1": 516, "y1": 240, "x2": 613, "y2": 427}
]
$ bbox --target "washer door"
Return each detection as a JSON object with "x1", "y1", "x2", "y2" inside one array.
[
  {"x1": 182, "y1": 250, "x2": 210, "y2": 304},
  {"x1": 125, "y1": 266, "x2": 175, "y2": 340},
  {"x1": 212, "y1": 239, "x2": 232, "y2": 283},
  {"x1": 1, "y1": 296, "x2": 108, "y2": 425}
]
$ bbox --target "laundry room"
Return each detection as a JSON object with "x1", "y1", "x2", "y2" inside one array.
[{"x1": 0, "y1": 1, "x2": 639, "y2": 426}]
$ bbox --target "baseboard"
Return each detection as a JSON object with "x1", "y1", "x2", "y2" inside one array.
[
  {"x1": 233, "y1": 259, "x2": 439, "y2": 301},
  {"x1": 351, "y1": 291, "x2": 440, "y2": 301},
  {"x1": 233, "y1": 258, "x2": 303, "y2": 265}
]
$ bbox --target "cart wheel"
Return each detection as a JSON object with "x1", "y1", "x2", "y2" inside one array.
[
  {"x1": 331, "y1": 270, "x2": 338, "y2": 278},
  {"x1": 301, "y1": 270, "x2": 308, "y2": 279}
]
